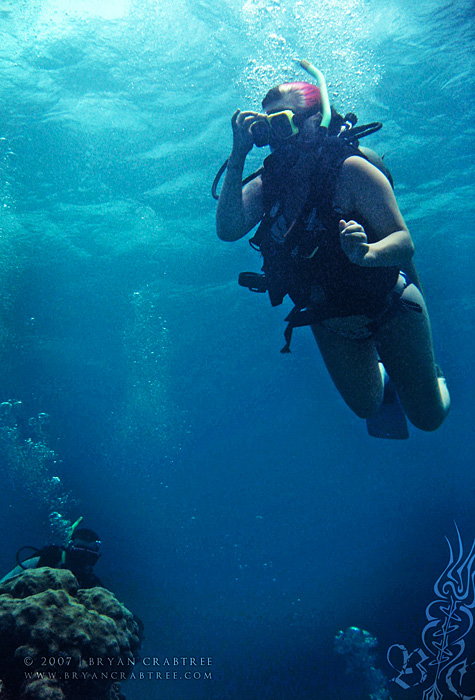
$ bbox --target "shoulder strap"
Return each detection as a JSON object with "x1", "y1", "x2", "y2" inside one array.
[
  {"x1": 250, "y1": 138, "x2": 365, "y2": 253},
  {"x1": 282, "y1": 137, "x2": 362, "y2": 249},
  {"x1": 303, "y1": 137, "x2": 363, "y2": 218}
]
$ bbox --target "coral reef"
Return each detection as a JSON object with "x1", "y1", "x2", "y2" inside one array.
[{"x1": 0, "y1": 568, "x2": 141, "y2": 700}]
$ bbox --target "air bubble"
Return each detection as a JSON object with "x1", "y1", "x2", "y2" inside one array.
[{"x1": 0, "y1": 401, "x2": 12, "y2": 417}]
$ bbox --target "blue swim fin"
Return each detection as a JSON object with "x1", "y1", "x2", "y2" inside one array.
[{"x1": 366, "y1": 365, "x2": 409, "y2": 440}]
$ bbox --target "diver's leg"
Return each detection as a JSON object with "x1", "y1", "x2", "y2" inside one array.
[
  {"x1": 375, "y1": 284, "x2": 450, "y2": 432},
  {"x1": 311, "y1": 324, "x2": 383, "y2": 418}
]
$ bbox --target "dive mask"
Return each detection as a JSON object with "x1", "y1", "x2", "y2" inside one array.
[
  {"x1": 65, "y1": 540, "x2": 101, "y2": 566},
  {"x1": 250, "y1": 110, "x2": 300, "y2": 147}
]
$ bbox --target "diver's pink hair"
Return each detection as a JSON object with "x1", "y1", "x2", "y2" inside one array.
[
  {"x1": 262, "y1": 82, "x2": 321, "y2": 114},
  {"x1": 279, "y1": 82, "x2": 321, "y2": 111}
]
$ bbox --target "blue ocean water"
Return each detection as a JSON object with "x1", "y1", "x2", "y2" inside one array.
[{"x1": 0, "y1": 0, "x2": 474, "y2": 698}]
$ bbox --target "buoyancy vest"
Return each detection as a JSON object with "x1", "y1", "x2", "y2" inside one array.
[{"x1": 249, "y1": 135, "x2": 400, "y2": 347}]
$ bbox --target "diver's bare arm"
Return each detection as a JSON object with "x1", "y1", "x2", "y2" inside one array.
[
  {"x1": 216, "y1": 160, "x2": 263, "y2": 241},
  {"x1": 339, "y1": 157, "x2": 415, "y2": 268},
  {"x1": 216, "y1": 110, "x2": 264, "y2": 242}
]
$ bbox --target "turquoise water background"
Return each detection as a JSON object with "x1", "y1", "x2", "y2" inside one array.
[{"x1": 0, "y1": 0, "x2": 474, "y2": 698}]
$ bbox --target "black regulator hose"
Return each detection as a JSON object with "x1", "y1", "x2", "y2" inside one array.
[
  {"x1": 212, "y1": 160, "x2": 264, "y2": 200},
  {"x1": 15, "y1": 545, "x2": 41, "y2": 570}
]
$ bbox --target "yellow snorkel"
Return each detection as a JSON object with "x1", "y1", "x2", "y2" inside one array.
[
  {"x1": 67, "y1": 516, "x2": 83, "y2": 540},
  {"x1": 299, "y1": 60, "x2": 331, "y2": 129},
  {"x1": 61, "y1": 516, "x2": 83, "y2": 564}
]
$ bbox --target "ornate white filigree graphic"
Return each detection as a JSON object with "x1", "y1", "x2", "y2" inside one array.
[{"x1": 387, "y1": 525, "x2": 475, "y2": 700}]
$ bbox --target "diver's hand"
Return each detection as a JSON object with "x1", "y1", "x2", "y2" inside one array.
[
  {"x1": 339, "y1": 219, "x2": 372, "y2": 266},
  {"x1": 230, "y1": 110, "x2": 260, "y2": 162}
]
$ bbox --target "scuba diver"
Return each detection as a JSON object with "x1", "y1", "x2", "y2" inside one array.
[
  {"x1": 214, "y1": 60, "x2": 450, "y2": 438},
  {"x1": 0, "y1": 518, "x2": 103, "y2": 589}
]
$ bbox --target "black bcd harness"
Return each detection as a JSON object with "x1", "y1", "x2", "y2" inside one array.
[{"x1": 238, "y1": 127, "x2": 397, "y2": 352}]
